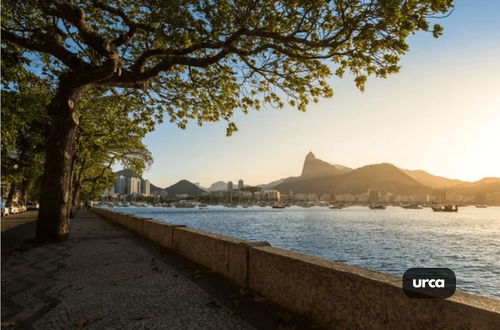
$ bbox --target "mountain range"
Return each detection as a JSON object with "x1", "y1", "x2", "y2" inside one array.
[
  {"x1": 273, "y1": 152, "x2": 429, "y2": 195},
  {"x1": 120, "y1": 152, "x2": 499, "y2": 197},
  {"x1": 271, "y1": 152, "x2": 500, "y2": 195}
]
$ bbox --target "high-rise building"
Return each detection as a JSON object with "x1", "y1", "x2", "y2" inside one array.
[
  {"x1": 141, "y1": 179, "x2": 151, "y2": 196},
  {"x1": 115, "y1": 175, "x2": 126, "y2": 195},
  {"x1": 129, "y1": 177, "x2": 141, "y2": 195},
  {"x1": 227, "y1": 181, "x2": 233, "y2": 192},
  {"x1": 265, "y1": 190, "x2": 281, "y2": 201},
  {"x1": 238, "y1": 179, "x2": 244, "y2": 190}
]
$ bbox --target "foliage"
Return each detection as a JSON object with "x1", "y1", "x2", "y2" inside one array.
[
  {"x1": 2, "y1": 0, "x2": 454, "y2": 136},
  {"x1": 1, "y1": 45, "x2": 51, "y2": 199},
  {"x1": 1, "y1": 46, "x2": 153, "y2": 203},
  {"x1": 73, "y1": 92, "x2": 153, "y2": 203}
]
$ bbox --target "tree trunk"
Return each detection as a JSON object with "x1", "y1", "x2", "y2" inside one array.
[
  {"x1": 69, "y1": 181, "x2": 82, "y2": 219},
  {"x1": 36, "y1": 75, "x2": 89, "y2": 242},
  {"x1": 20, "y1": 178, "x2": 29, "y2": 206},
  {"x1": 5, "y1": 182, "x2": 17, "y2": 206}
]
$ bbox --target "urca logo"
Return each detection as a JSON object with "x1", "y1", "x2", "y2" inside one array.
[
  {"x1": 412, "y1": 278, "x2": 445, "y2": 288},
  {"x1": 403, "y1": 268, "x2": 456, "y2": 298}
]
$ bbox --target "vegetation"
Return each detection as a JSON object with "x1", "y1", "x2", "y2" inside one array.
[
  {"x1": 1, "y1": 45, "x2": 50, "y2": 206},
  {"x1": 2, "y1": 0, "x2": 453, "y2": 241},
  {"x1": 1, "y1": 46, "x2": 152, "y2": 228}
]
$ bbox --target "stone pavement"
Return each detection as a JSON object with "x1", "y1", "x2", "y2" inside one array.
[
  {"x1": 1, "y1": 210, "x2": 257, "y2": 329},
  {"x1": 1, "y1": 211, "x2": 38, "y2": 258}
]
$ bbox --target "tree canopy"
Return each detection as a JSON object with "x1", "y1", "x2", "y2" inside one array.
[
  {"x1": 1, "y1": 0, "x2": 454, "y2": 241},
  {"x1": 1, "y1": 45, "x2": 153, "y2": 208},
  {"x1": 2, "y1": 0, "x2": 453, "y2": 135}
]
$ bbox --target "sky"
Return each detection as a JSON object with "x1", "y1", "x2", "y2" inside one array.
[{"x1": 140, "y1": 0, "x2": 500, "y2": 188}]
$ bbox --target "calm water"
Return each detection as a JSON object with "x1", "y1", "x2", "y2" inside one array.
[{"x1": 107, "y1": 205, "x2": 500, "y2": 299}]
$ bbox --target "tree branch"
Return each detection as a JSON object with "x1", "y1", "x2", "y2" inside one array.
[{"x1": 1, "y1": 29, "x2": 87, "y2": 70}]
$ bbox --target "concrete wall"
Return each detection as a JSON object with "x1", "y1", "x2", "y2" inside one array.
[
  {"x1": 248, "y1": 245, "x2": 500, "y2": 329},
  {"x1": 91, "y1": 208, "x2": 500, "y2": 329},
  {"x1": 172, "y1": 227, "x2": 270, "y2": 287}
]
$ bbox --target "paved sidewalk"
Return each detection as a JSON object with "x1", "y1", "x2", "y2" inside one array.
[
  {"x1": 1, "y1": 210, "x2": 254, "y2": 329},
  {"x1": 1, "y1": 211, "x2": 38, "y2": 257}
]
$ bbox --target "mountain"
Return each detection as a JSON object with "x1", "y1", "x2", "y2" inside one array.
[
  {"x1": 402, "y1": 169, "x2": 500, "y2": 195},
  {"x1": 457, "y1": 177, "x2": 500, "y2": 188},
  {"x1": 150, "y1": 183, "x2": 167, "y2": 195},
  {"x1": 207, "y1": 181, "x2": 228, "y2": 192},
  {"x1": 401, "y1": 169, "x2": 465, "y2": 188},
  {"x1": 301, "y1": 151, "x2": 351, "y2": 178},
  {"x1": 275, "y1": 153, "x2": 431, "y2": 194},
  {"x1": 274, "y1": 151, "x2": 352, "y2": 193},
  {"x1": 166, "y1": 180, "x2": 206, "y2": 195},
  {"x1": 193, "y1": 182, "x2": 210, "y2": 191},
  {"x1": 258, "y1": 178, "x2": 289, "y2": 190},
  {"x1": 331, "y1": 163, "x2": 431, "y2": 194}
]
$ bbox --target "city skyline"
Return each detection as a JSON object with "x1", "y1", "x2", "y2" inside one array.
[{"x1": 135, "y1": 0, "x2": 500, "y2": 188}]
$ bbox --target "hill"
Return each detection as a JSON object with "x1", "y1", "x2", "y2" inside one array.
[
  {"x1": 401, "y1": 169, "x2": 465, "y2": 188},
  {"x1": 258, "y1": 178, "x2": 289, "y2": 190},
  {"x1": 150, "y1": 183, "x2": 167, "y2": 195},
  {"x1": 332, "y1": 163, "x2": 431, "y2": 194},
  {"x1": 301, "y1": 151, "x2": 351, "y2": 178},
  {"x1": 207, "y1": 181, "x2": 228, "y2": 192},
  {"x1": 402, "y1": 169, "x2": 500, "y2": 195},
  {"x1": 166, "y1": 180, "x2": 206, "y2": 196},
  {"x1": 275, "y1": 162, "x2": 431, "y2": 195}
]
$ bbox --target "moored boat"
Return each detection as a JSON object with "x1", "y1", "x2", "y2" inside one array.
[
  {"x1": 369, "y1": 204, "x2": 386, "y2": 209},
  {"x1": 401, "y1": 203, "x2": 423, "y2": 209},
  {"x1": 432, "y1": 205, "x2": 458, "y2": 212}
]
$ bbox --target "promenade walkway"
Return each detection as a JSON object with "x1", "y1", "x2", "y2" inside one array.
[{"x1": 1, "y1": 210, "x2": 273, "y2": 329}]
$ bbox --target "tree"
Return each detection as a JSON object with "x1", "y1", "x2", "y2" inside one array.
[
  {"x1": 1, "y1": 46, "x2": 152, "y2": 220},
  {"x1": 69, "y1": 93, "x2": 153, "y2": 216},
  {"x1": 1, "y1": 45, "x2": 51, "y2": 206},
  {"x1": 2, "y1": 0, "x2": 453, "y2": 241}
]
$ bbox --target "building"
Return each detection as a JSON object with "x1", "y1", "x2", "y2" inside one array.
[
  {"x1": 129, "y1": 177, "x2": 141, "y2": 195},
  {"x1": 238, "y1": 179, "x2": 244, "y2": 190},
  {"x1": 264, "y1": 190, "x2": 280, "y2": 201},
  {"x1": 227, "y1": 181, "x2": 233, "y2": 193},
  {"x1": 320, "y1": 193, "x2": 331, "y2": 201},
  {"x1": 368, "y1": 189, "x2": 380, "y2": 203},
  {"x1": 115, "y1": 175, "x2": 126, "y2": 195},
  {"x1": 141, "y1": 179, "x2": 150, "y2": 196}
]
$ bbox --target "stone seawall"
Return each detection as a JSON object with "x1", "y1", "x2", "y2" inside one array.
[{"x1": 91, "y1": 208, "x2": 500, "y2": 329}]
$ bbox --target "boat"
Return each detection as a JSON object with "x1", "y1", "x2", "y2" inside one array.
[
  {"x1": 329, "y1": 204, "x2": 343, "y2": 209},
  {"x1": 369, "y1": 204, "x2": 386, "y2": 209},
  {"x1": 432, "y1": 205, "x2": 458, "y2": 212},
  {"x1": 272, "y1": 204, "x2": 285, "y2": 209},
  {"x1": 475, "y1": 205, "x2": 488, "y2": 208},
  {"x1": 175, "y1": 202, "x2": 196, "y2": 208},
  {"x1": 401, "y1": 203, "x2": 423, "y2": 209}
]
